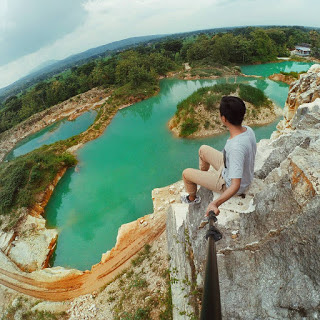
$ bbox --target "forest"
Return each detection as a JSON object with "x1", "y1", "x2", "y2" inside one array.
[{"x1": 0, "y1": 26, "x2": 319, "y2": 134}]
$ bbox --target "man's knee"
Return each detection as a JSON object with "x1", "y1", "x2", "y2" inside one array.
[
  {"x1": 199, "y1": 145, "x2": 209, "y2": 158},
  {"x1": 182, "y1": 168, "x2": 193, "y2": 180}
]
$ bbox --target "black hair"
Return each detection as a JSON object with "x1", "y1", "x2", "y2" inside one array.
[{"x1": 219, "y1": 96, "x2": 246, "y2": 125}]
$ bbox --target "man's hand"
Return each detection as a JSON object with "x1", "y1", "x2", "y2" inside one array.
[
  {"x1": 206, "y1": 201, "x2": 220, "y2": 216},
  {"x1": 205, "y1": 178, "x2": 241, "y2": 217}
]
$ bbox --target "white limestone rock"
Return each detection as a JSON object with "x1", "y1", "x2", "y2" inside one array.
[
  {"x1": 30, "y1": 266, "x2": 83, "y2": 282},
  {"x1": 8, "y1": 227, "x2": 57, "y2": 272},
  {"x1": 31, "y1": 301, "x2": 70, "y2": 313},
  {"x1": 167, "y1": 204, "x2": 195, "y2": 320},
  {"x1": 291, "y1": 98, "x2": 320, "y2": 130}
]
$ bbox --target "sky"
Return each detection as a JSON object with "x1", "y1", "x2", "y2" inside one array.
[{"x1": 0, "y1": 0, "x2": 319, "y2": 89}]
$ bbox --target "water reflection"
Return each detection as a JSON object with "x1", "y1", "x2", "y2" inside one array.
[
  {"x1": 241, "y1": 61, "x2": 313, "y2": 77},
  {"x1": 45, "y1": 167, "x2": 74, "y2": 228},
  {"x1": 256, "y1": 79, "x2": 269, "y2": 91},
  {"x1": 120, "y1": 102, "x2": 154, "y2": 122}
]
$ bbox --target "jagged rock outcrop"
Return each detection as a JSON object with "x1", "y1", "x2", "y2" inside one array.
[
  {"x1": 0, "y1": 212, "x2": 58, "y2": 273},
  {"x1": 167, "y1": 65, "x2": 320, "y2": 319},
  {"x1": 276, "y1": 64, "x2": 320, "y2": 136},
  {"x1": 0, "y1": 169, "x2": 67, "y2": 272},
  {"x1": 7, "y1": 214, "x2": 58, "y2": 272}
]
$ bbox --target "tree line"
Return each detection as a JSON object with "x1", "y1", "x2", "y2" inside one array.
[{"x1": 0, "y1": 26, "x2": 319, "y2": 134}]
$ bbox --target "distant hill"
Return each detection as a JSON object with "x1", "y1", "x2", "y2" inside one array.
[
  {"x1": 28, "y1": 60, "x2": 59, "y2": 75},
  {"x1": 2, "y1": 25, "x2": 317, "y2": 103},
  {"x1": 0, "y1": 26, "x2": 247, "y2": 103},
  {"x1": 0, "y1": 34, "x2": 166, "y2": 102}
]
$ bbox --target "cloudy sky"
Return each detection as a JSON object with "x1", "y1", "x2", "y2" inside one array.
[{"x1": 0, "y1": 0, "x2": 319, "y2": 89}]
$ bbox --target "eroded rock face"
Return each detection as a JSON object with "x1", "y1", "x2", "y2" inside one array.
[
  {"x1": 268, "y1": 73, "x2": 298, "y2": 85},
  {"x1": 0, "y1": 169, "x2": 67, "y2": 272},
  {"x1": 167, "y1": 65, "x2": 320, "y2": 319},
  {"x1": 276, "y1": 64, "x2": 320, "y2": 135},
  {"x1": 255, "y1": 99, "x2": 320, "y2": 180},
  {"x1": 7, "y1": 214, "x2": 58, "y2": 272}
]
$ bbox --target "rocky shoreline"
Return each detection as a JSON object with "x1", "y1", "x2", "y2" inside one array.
[
  {"x1": 1, "y1": 168, "x2": 66, "y2": 272},
  {"x1": 0, "y1": 88, "x2": 112, "y2": 274},
  {"x1": 0, "y1": 87, "x2": 110, "y2": 163},
  {"x1": 0, "y1": 178, "x2": 178, "y2": 319},
  {"x1": 268, "y1": 73, "x2": 298, "y2": 85},
  {"x1": 0, "y1": 88, "x2": 148, "y2": 273}
]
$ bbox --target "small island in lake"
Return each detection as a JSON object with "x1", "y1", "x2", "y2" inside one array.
[
  {"x1": 168, "y1": 83, "x2": 282, "y2": 138},
  {"x1": 268, "y1": 70, "x2": 302, "y2": 85}
]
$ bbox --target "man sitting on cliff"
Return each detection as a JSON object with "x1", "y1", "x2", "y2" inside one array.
[{"x1": 181, "y1": 96, "x2": 257, "y2": 216}]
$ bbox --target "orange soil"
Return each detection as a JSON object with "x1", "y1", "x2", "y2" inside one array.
[{"x1": 0, "y1": 212, "x2": 166, "y2": 301}]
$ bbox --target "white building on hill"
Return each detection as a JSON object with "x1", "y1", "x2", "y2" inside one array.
[{"x1": 293, "y1": 43, "x2": 311, "y2": 56}]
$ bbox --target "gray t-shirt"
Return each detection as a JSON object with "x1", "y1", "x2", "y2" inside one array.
[{"x1": 222, "y1": 126, "x2": 256, "y2": 194}]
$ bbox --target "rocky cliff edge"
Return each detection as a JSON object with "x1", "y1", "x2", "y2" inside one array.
[{"x1": 167, "y1": 65, "x2": 320, "y2": 319}]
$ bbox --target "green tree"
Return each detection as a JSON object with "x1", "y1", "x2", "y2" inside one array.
[
  {"x1": 75, "y1": 61, "x2": 96, "y2": 76},
  {"x1": 91, "y1": 59, "x2": 117, "y2": 87},
  {"x1": 148, "y1": 53, "x2": 174, "y2": 75},
  {"x1": 232, "y1": 35, "x2": 254, "y2": 63},
  {"x1": 310, "y1": 30, "x2": 320, "y2": 58},
  {"x1": 180, "y1": 42, "x2": 193, "y2": 60},
  {"x1": 250, "y1": 29, "x2": 277, "y2": 62},
  {"x1": 266, "y1": 29, "x2": 286, "y2": 46},
  {"x1": 46, "y1": 80, "x2": 64, "y2": 105},
  {"x1": 286, "y1": 27, "x2": 310, "y2": 48},
  {"x1": 128, "y1": 66, "x2": 155, "y2": 87},
  {"x1": 210, "y1": 34, "x2": 236, "y2": 64},
  {"x1": 163, "y1": 39, "x2": 183, "y2": 52},
  {"x1": 3, "y1": 96, "x2": 22, "y2": 113},
  {"x1": 115, "y1": 51, "x2": 141, "y2": 85},
  {"x1": 187, "y1": 35, "x2": 211, "y2": 63}
]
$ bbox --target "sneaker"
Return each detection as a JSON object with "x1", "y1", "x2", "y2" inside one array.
[{"x1": 181, "y1": 194, "x2": 201, "y2": 204}]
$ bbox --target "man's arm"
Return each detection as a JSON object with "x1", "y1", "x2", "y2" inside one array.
[{"x1": 205, "y1": 178, "x2": 241, "y2": 216}]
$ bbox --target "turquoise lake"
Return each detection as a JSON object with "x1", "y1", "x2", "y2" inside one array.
[
  {"x1": 25, "y1": 61, "x2": 312, "y2": 270},
  {"x1": 5, "y1": 110, "x2": 97, "y2": 161},
  {"x1": 241, "y1": 61, "x2": 313, "y2": 77}
]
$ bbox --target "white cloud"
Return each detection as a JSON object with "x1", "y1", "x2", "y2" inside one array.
[
  {"x1": 0, "y1": 0, "x2": 86, "y2": 66},
  {"x1": 0, "y1": 0, "x2": 9, "y2": 38}
]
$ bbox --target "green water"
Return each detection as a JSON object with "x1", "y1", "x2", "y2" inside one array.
[
  {"x1": 43, "y1": 61, "x2": 313, "y2": 270},
  {"x1": 241, "y1": 61, "x2": 313, "y2": 77},
  {"x1": 5, "y1": 110, "x2": 97, "y2": 161}
]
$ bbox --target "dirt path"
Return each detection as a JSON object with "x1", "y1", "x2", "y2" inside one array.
[{"x1": 0, "y1": 211, "x2": 166, "y2": 301}]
